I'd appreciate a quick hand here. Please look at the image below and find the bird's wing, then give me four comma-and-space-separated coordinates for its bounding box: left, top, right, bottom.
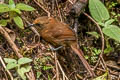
52, 23, 76, 41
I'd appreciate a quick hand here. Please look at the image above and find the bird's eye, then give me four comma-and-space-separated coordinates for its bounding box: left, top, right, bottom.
35, 23, 41, 26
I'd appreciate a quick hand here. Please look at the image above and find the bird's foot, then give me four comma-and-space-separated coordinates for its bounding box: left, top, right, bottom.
50, 46, 63, 51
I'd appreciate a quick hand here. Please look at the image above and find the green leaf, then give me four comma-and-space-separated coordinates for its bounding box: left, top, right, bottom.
17, 66, 31, 80
17, 68, 26, 80
0, 19, 8, 26
4, 58, 17, 63
16, 3, 35, 11
103, 25, 120, 42
18, 57, 32, 65
93, 48, 101, 55
9, 0, 15, 9
86, 31, 100, 39
23, 66, 31, 72
13, 15, 24, 29
89, 0, 110, 22
11, 8, 22, 14
98, 22, 105, 27
37, 72, 42, 78
104, 46, 113, 54
105, 19, 115, 27
0, 4, 10, 13
6, 62, 18, 69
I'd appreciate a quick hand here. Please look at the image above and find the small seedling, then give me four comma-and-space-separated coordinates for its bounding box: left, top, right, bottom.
4, 57, 32, 80
0, 0, 35, 29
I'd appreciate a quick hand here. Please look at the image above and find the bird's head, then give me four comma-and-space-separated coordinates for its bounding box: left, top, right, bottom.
27, 16, 51, 28
33, 16, 49, 25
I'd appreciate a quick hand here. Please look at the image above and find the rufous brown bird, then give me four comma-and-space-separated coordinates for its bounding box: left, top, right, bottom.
29, 16, 95, 77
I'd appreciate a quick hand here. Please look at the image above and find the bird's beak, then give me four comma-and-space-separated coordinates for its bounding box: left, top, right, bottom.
28, 24, 35, 27
25, 23, 36, 29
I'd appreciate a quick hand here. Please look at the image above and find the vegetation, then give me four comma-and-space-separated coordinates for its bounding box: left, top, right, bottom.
0, 0, 120, 80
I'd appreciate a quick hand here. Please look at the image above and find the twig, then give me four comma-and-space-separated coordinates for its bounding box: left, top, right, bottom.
33, 0, 50, 17
83, 12, 106, 70
55, 0, 63, 22
95, 67, 118, 76
0, 26, 22, 58
0, 55, 13, 80
57, 60, 69, 80
68, 0, 74, 4
48, 44, 59, 80
118, 72, 120, 80
100, 59, 105, 70
55, 52, 60, 80
68, 71, 77, 78
52, 74, 56, 80
3, 69, 8, 80
50, 44, 69, 80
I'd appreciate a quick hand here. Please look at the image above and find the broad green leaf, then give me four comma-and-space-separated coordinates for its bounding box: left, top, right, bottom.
89, 0, 110, 22
6, 62, 18, 69
13, 15, 24, 29
23, 66, 31, 72
17, 68, 26, 80
105, 19, 115, 27
37, 72, 42, 78
98, 22, 105, 27
104, 46, 113, 54
104, 39, 113, 54
17, 66, 31, 80
0, 19, 8, 26
93, 72, 107, 80
103, 25, 120, 42
0, 4, 10, 13
18, 57, 32, 65
16, 3, 35, 11
11, 8, 21, 14
9, 0, 15, 9
86, 31, 100, 39
4, 58, 17, 63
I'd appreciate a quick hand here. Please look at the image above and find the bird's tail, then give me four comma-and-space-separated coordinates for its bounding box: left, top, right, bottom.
70, 43, 95, 77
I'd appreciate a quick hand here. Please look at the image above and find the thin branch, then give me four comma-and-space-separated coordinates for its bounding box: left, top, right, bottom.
0, 56, 13, 80
95, 67, 118, 76
57, 60, 69, 80
68, 0, 74, 4
55, 52, 60, 80
33, 0, 50, 17
50, 44, 69, 80
55, 0, 63, 22
0, 26, 22, 58
83, 12, 106, 69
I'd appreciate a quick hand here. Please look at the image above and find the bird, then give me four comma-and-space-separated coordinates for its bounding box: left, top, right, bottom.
28, 16, 95, 77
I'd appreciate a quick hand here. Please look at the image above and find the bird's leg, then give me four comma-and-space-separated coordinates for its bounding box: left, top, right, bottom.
74, 18, 78, 33
49, 45, 63, 51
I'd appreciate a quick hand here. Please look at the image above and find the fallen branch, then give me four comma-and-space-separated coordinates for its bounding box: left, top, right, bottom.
0, 55, 13, 80
0, 26, 22, 58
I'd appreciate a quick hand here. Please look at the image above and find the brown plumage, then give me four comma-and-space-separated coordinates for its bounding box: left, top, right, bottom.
30, 16, 95, 77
